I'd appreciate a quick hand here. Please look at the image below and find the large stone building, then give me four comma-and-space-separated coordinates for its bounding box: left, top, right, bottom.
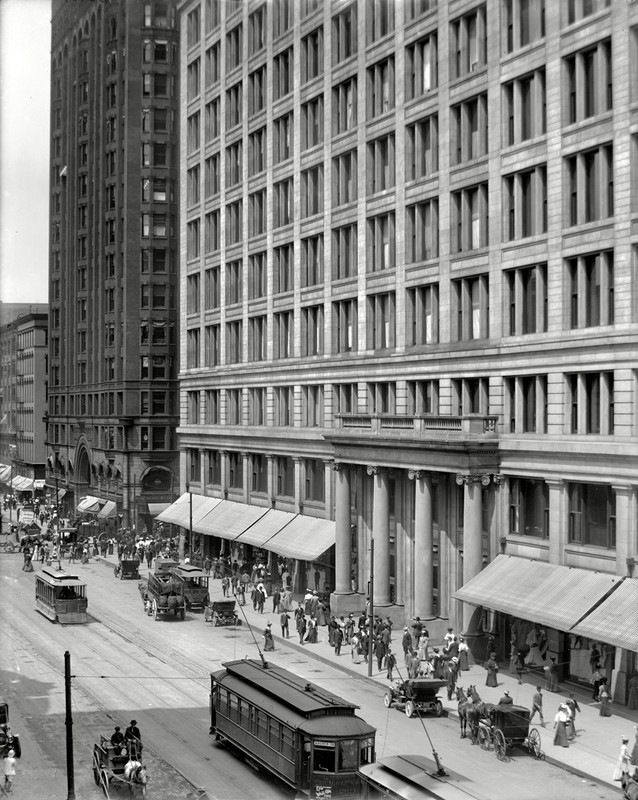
47, 0, 181, 528
175, 0, 637, 701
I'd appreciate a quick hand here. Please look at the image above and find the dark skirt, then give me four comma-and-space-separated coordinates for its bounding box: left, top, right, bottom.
553, 721, 569, 747
459, 650, 469, 671
599, 697, 612, 717
485, 668, 498, 687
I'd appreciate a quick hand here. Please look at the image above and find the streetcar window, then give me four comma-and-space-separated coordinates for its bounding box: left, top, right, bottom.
313, 745, 336, 773
229, 694, 239, 723
281, 725, 295, 760
338, 739, 358, 771
360, 737, 374, 766
239, 699, 250, 727
268, 718, 281, 747
256, 709, 268, 741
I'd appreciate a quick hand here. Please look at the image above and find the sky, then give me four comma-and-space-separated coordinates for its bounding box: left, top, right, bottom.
0, 0, 51, 305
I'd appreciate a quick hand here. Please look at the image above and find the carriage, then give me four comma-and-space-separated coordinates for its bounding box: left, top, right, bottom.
144, 571, 185, 620
0, 699, 21, 760
204, 598, 240, 626
383, 678, 447, 718
114, 557, 140, 580
169, 563, 209, 611
92, 735, 147, 798
476, 705, 542, 761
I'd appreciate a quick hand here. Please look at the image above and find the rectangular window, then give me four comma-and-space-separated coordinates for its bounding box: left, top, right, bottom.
505, 263, 548, 335
274, 311, 294, 358
187, 273, 200, 313
249, 66, 267, 117
406, 379, 439, 414
452, 274, 489, 341
405, 114, 438, 180
187, 59, 200, 101
273, 179, 293, 227
504, 164, 547, 240
274, 388, 294, 427
505, 375, 547, 433
205, 154, 220, 197
249, 252, 267, 299
451, 93, 488, 165
564, 39, 611, 124
367, 212, 395, 271
301, 234, 323, 287
226, 320, 243, 363
332, 298, 358, 353
367, 381, 396, 414
226, 141, 242, 187
274, 243, 294, 293
273, 48, 294, 100
226, 24, 243, 71
332, 150, 357, 206
205, 42, 220, 86
566, 144, 613, 226
509, 478, 549, 538
333, 383, 357, 415
205, 324, 220, 366
187, 220, 200, 259
205, 98, 220, 141
450, 5, 486, 80
249, 315, 268, 361
304, 458, 325, 500
249, 6, 267, 55
301, 165, 323, 218
451, 183, 489, 252
568, 483, 615, 548
187, 328, 200, 368
301, 304, 324, 356
273, 113, 293, 164
406, 200, 439, 262
503, 69, 546, 147
226, 389, 243, 425
205, 390, 220, 424
567, 251, 614, 329
302, 27, 323, 84
226, 200, 243, 245
249, 390, 267, 427
228, 452, 244, 488
251, 454, 268, 493
332, 223, 357, 280
207, 448, 222, 482
406, 283, 439, 346
187, 112, 200, 154
205, 266, 220, 309
276, 455, 295, 494
226, 259, 243, 305
366, 134, 395, 195
273, 0, 293, 38
503, 0, 545, 54
301, 95, 324, 150
187, 166, 200, 206
205, 210, 220, 253
367, 57, 395, 119
249, 190, 267, 237
332, 77, 357, 136
332, 5, 357, 65
405, 33, 438, 100
367, 292, 396, 350
367, 0, 394, 43
226, 82, 242, 129
187, 390, 200, 424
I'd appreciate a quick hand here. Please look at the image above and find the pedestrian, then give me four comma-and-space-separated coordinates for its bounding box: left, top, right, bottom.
375, 636, 386, 671
221, 576, 230, 597
280, 611, 290, 638
631, 726, 638, 767
485, 653, 499, 687
544, 656, 559, 692
401, 627, 412, 658
306, 616, 318, 644
3, 747, 16, 793
529, 686, 545, 726
272, 587, 281, 614
565, 693, 581, 738
385, 648, 396, 680
591, 665, 605, 700
314, 568, 320, 591
334, 625, 343, 656
613, 737, 632, 781
497, 689, 513, 705
553, 704, 569, 748
263, 625, 275, 652
203, 557, 212, 575
297, 613, 307, 645
458, 636, 470, 671
598, 679, 612, 716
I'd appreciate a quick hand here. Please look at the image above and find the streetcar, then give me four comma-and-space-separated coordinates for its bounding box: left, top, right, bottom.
359, 755, 480, 800
210, 658, 376, 799
35, 566, 88, 623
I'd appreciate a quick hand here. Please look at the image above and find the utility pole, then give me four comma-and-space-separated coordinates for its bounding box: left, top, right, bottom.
367, 536, 374, 679
64, 651, 76, 800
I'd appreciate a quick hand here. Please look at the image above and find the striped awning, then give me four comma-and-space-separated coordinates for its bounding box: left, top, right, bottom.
97, 500, 117, 519
452, 555, 623, 632
156, 492, 219, 529
148, 502, 170, 517
234, 509, 296, 547
0, 465, 12, 483
569, 578, 638, 653
11, 476, 33, 491
264, 515, 335, 560
77, 495, 102, 513
197, 500, 268, 540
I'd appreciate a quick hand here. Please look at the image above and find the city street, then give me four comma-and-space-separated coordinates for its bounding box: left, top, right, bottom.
0, 550, 616, 800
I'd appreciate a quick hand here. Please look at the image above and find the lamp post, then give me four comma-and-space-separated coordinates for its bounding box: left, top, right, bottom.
367, 535, 374, 679
185, 481, 193, 562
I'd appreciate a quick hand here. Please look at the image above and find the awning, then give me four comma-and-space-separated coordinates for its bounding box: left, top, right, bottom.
156, 492, 219, 528
452, 555, 623, 632
12, 476, 34, 491
77, 495, 102, 513
97, 500, 117, 519
33, 479, 46, 490
264, 515, 335, 560
569, 578, 638, 653
235, 509, 296, 548
148, 502, 170, 517
0, 465, 12, 483
197, 500, 268, 540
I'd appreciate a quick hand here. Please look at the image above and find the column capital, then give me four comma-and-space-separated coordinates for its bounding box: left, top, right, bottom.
408, 469, 427, 481
331, 461, 348, 472
455, 473, 501, 487
366, 465, 389, 476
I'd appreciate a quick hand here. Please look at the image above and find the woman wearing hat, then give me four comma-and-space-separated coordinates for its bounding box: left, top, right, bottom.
553, 704, 570, 747
3, 747, 16, 793
613, 736, 632, 780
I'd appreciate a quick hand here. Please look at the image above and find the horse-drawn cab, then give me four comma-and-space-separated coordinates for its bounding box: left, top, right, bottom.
383, 678, 446, 718
92, 735, 148, 798
477, 704, 542, 761
0, 699, 21, 760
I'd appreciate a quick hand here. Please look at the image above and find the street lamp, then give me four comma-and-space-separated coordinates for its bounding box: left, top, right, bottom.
367, 535, 374, 679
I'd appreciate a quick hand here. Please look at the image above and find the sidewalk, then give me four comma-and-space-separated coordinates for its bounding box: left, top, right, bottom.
101, 554, 634, 793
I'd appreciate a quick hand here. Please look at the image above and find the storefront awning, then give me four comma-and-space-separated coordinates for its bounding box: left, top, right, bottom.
452, 555, 623, 632
569, 578, 638, 653
264, 515, 335, 561
148, 502, 170, 517
156, 492, 218, 529
234, 509, 296, 548
197, 500, 269, 540
77, 495, 102, 513
33, 479, 46, 490
12, 476, 34, 491
97, 500, 117, 519
0, 465, 12, 483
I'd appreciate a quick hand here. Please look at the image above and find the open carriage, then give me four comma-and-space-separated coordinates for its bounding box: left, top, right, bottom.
92, 735, 148, 798
477, 705, 542, 761
383, 678, 447, 718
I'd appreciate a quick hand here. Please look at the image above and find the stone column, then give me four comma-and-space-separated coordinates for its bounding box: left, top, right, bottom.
332, 462, 352, 595
367, 465, 390, 606
410, 469, 433, 618
613, 484, 635, 576
547, 479, 566, 565
462, 475, 484, 634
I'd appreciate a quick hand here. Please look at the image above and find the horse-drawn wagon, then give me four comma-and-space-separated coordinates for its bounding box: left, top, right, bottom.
383, 678, 446, 718
169, 563, 209, 611
92, 735, 148, 798
144, 570, 185, 620
114, 557, 140, 580
0, 698, 21, 760
204, 599, 240, 626
476, 704, 542, 761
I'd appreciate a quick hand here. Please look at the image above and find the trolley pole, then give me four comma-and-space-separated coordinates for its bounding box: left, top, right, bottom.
367, 536, 374, 679
64, 650, 76, 800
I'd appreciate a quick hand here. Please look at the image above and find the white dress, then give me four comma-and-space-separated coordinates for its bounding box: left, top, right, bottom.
525, 628, 545, 666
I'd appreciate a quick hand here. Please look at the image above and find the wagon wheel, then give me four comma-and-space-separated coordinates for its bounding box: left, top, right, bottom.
494, 729, 507, 761
434, 699, 443, 717
477, 726, 491, 750
99, 767, 111, 798
92, 746, 102, 785
383, 692, 393, 708
527, 727, 542, 759
4, 542, 15, 553
405, 700, 416, 718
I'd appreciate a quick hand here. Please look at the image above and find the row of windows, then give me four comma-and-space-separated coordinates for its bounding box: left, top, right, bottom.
183, 370, 619, 436
49, 389, 175, 419
186, 250, 614, 340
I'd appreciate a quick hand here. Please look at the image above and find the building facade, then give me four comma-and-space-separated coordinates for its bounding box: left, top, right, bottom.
48, 0, 181, 528
177, 0, 638, 701
0, 311, 49, 494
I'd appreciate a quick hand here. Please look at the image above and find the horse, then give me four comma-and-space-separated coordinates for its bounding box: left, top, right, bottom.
124, 760, 148, 796
455, 686, 480, 741
468, 685, 496, 723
